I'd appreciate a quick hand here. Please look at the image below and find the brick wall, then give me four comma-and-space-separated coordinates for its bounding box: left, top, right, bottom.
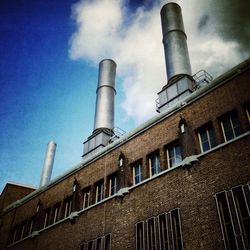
0, 65, 249, 250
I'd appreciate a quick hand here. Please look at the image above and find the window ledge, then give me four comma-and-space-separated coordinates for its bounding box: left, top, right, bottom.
197, 131, 250, 159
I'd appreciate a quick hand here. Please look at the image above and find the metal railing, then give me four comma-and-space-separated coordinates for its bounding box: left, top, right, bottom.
106, 127, 126, 143
155, 70, 213, 111
193, 69, 213, 89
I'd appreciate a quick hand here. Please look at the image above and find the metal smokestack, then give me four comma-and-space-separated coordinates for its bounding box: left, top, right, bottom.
83, 59, 117, 158
161, 3, 192, 82
94, 59, 116, 132
39, 141, 56, 187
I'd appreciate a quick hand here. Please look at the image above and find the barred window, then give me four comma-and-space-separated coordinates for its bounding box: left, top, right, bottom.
80, 234, 111, 250
147, 217, 157, 250
231, 186, 250, 249
96, 237, 102, 250
215, 183, 250, 250
135, 209, 183, 250
171, 209, 183, 250
87, 240, 94, 250
136, 221, 145, 250
158, 213, 170, 250
104, 234, 111, 250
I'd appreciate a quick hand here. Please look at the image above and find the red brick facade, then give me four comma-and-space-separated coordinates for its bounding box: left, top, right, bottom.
0, 59, 250, 250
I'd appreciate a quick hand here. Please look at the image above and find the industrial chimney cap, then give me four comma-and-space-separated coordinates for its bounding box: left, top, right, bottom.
160, 2, 185, 38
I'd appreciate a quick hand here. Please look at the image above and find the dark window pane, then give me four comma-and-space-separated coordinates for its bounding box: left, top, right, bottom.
171, 209, 183, 250
136, 222, 144, 250
104, 234, 111, 250
158, 214, 169, 250
216, 192, 237, 249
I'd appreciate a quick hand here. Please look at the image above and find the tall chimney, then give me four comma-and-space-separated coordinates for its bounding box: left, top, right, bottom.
39, 141, 56, 187
94, 59, 116, 132
83, 59, 117, 158
157, 3, 194, 113
161, 2, 192, 82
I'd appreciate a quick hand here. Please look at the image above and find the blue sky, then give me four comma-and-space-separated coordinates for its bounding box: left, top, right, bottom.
0, 0, 147, 191
0, 0, 249, 192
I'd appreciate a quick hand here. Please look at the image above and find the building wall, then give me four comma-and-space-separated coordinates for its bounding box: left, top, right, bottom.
0, 184, 35, 213
0, 63, 249, 250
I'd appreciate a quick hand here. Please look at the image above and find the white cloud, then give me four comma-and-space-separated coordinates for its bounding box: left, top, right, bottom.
69, 0, 248, 124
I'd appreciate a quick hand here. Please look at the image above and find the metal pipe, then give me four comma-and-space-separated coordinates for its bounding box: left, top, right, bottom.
161, 3, 192, 82
93, 59, 116, 132
39, 141, 57, 187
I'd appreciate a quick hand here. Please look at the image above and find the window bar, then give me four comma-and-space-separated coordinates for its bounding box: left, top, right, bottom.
165, 213, 171, 250
169, 211, 175, 250
198, 132, 203, 153
107, 233, 112, 250
146, 220, 149, 250
166, 150, 170, 169
206, 129, 212, 150
157, 216, 161, 250
243, 185, 250, 217
230, 187, 246, 250
153, 217, 157, 250
95, 237, 102, 250
177, 208, 184, 250
29, 219, 33, 235
109, 178, 112, 196
215, 191, 239, 250
221, 121, 227, 142
136, 221, 145, 250
96, 186, 98, 203
231, 185, 250, 250
135, 223, 138, 250
103, 234, 112, 250
64, 202, 68, 218
229, 118, 236, 138
157, 213, 170, 250
133, 166, 135, 185
215, 193, 228, 249
69, 200, 72, 215
149, 158, 153, 177
226, 190, 240, 250
20, 223, 25, 239
12, 228, 17, 243
101, 236, 105, 250
144, 221, 146, 250
169, 209, 183, 250
44, 212, 48, 228
53, 206, 59, 224
246, 108, 250, 123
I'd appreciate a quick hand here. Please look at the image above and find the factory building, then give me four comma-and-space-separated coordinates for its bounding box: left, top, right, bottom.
0, 3, 250, 250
